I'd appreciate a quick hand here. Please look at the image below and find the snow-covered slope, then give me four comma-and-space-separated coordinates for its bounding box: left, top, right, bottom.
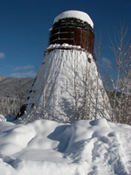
0, 75, 6, 82
0, 75, 34, 116
0, 75, 33, 97
22, 44, 111, 123
0, 118, 131, 175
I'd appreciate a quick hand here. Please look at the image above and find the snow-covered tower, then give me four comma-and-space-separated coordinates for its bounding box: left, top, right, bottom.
49, 11, 94, 54
17, 10, 111, 123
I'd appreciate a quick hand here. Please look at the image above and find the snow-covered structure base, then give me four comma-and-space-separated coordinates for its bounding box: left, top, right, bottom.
19, 44, 111, 123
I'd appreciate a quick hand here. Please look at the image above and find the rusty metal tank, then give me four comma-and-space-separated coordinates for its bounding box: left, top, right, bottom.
49, 11, 94, 54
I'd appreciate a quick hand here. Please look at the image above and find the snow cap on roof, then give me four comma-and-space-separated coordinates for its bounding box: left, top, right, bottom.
53, 10, 94, 28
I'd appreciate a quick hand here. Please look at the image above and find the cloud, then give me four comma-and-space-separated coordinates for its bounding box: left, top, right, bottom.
11, 64, 36, 78
13, 65, 34, 71
102, 57, 112, 68
0, 52, 5, 59
11, 71, 36, 78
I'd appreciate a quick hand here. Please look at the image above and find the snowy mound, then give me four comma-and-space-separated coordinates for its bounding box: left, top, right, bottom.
0, 114, 6, 122
0, 118, 131, 175
53, 10, 94, 28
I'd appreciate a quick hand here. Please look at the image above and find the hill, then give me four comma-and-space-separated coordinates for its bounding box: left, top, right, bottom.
0, 75, 34, 116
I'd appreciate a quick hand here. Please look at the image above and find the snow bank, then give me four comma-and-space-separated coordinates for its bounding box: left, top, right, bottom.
0, 114, 6, 122
53, 10, 94, 28
0, 118, 131, 175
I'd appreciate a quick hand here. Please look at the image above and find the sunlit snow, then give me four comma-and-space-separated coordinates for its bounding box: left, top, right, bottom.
0, 118, 131, 175
23, 46, 111, 123
53, 10, 94, 28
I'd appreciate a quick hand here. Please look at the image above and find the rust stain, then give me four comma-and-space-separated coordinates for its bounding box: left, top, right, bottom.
49, 18, 94, 54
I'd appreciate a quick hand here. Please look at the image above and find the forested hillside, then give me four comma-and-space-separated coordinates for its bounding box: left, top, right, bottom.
0, 75, 34, 116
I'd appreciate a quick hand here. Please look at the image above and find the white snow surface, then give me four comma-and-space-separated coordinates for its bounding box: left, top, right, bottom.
47, 43, 82, 50
0, 118, 131, 175
0, 114, 6, 122
53, 10, 94, 28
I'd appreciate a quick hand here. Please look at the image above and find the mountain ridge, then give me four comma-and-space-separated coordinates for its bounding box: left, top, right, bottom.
0, 75, 34, 116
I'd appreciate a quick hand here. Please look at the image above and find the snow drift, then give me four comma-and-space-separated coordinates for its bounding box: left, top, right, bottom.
0, 118, 131, 175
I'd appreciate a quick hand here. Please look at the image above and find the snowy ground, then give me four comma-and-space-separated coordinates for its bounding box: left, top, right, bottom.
0, 116, 131, 175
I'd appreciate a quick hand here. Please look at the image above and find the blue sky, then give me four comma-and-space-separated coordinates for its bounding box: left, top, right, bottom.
0, 0, 131, 77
